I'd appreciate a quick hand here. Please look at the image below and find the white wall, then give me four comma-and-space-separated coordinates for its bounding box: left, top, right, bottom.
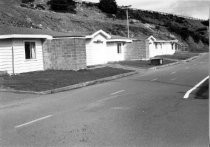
149, 41, 176, 58
106, 43, 125, 62
86, 34, 108, 66
12, 39, 44, 74
86, 33, 129, 66
0, 39, 13, 74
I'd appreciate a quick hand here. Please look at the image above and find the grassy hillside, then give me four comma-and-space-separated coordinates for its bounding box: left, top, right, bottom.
0, 0, 208, 52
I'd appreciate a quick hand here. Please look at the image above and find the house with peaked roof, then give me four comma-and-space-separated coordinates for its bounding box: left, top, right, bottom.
147, 36, 178, 58
85, 30, 132, 66
124, 35, 179, 60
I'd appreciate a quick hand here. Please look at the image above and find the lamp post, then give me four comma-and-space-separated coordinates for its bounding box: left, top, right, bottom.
122, 5, 132, 38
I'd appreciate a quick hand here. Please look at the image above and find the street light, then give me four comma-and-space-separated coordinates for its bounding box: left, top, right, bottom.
122, 5, 132, 38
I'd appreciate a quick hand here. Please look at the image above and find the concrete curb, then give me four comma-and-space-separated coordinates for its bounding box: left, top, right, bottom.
0, 71, 137, 95
149, 61, 180, 70
150, 54, 202, 70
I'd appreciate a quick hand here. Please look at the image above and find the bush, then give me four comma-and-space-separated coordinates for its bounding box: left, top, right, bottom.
98, 0, 118, 14
48, 0, 76, 12
22, 0, 34, 3
201, 20, 209, 26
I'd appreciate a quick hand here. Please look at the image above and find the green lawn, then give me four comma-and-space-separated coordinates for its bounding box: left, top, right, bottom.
115, 59, 174, 68
195, 79, 209, 99
156, 52, 199, 60
0, 67, 132, 92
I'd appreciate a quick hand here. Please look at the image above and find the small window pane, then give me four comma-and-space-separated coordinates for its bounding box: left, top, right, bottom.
117, 44, 122, 54
25, 42, 36, 59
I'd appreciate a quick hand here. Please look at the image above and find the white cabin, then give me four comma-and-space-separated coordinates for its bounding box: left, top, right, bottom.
85, 30, 132, 66
147, 36, 178, 58
0, 34, 52, 74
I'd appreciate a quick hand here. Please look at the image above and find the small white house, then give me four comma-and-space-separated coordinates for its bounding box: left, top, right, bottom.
147, 36, 178, 58
85, 30, 132, 66
0, 30, 52, 74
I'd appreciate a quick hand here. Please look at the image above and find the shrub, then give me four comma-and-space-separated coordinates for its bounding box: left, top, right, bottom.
201, 20, 209, 26
98, 0, 118, 14
48, 0, 76, 12
22, 0, 34, 3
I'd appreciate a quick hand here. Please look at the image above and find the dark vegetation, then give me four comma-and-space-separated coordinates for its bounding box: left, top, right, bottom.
116, 8, 209, 45
98, 0, 118, 14
47, 0, 76, 13
201, 20, 209, 26
22, 0, 34, 3
1, 67, 132, 91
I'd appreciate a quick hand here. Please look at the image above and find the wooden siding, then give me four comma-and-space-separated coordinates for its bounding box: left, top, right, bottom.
12, 39, 44, 74
0, 39, 13, 73
86, 34, 107, 66
149, 41, 175, 58
106, 43, 125, 62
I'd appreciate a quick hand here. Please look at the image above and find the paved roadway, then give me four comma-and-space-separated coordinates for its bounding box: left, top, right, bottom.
0, 53, 209, 147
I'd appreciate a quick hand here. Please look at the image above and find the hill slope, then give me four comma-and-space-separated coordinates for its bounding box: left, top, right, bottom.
0, 0, 208, 51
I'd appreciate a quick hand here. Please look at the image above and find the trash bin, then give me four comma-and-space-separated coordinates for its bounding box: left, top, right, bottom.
150, 58, 163, 65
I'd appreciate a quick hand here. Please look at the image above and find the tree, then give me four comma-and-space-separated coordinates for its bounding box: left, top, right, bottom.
98, 0, 118, 14
201, 20, 209, 26
22, 0, 34, 3
48, 0, 76, 12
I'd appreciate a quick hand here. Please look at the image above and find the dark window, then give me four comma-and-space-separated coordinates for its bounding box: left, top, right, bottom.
25, 42, 36, 59
171, 43, 174, 50
117, 43, 122, 54
155, 43, 158, 49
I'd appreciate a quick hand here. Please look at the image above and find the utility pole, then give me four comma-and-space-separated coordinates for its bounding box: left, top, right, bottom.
122, 5, 132, 38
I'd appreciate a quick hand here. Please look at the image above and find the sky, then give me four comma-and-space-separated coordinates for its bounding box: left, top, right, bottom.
84, 0, 210, 19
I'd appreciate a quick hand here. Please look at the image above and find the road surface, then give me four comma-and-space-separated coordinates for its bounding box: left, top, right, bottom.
0, 53, 209, 147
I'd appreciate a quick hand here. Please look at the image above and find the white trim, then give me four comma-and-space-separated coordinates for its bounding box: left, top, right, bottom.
85, 30, 111, 39
0, 34, 53, 40
147, 36, 178, 43
106, 39, 132, 43
53, 36, 85, 39
147, 36, 157, 41
154, 40, 178, 43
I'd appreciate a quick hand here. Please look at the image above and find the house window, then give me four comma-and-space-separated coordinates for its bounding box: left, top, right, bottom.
25, 42, 36, 59
155, 43, 158, 49
117, 43, 122, 54
171, 43, 174, 50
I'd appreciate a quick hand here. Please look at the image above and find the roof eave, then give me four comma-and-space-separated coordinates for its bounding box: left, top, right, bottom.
107, 39, 132, 43
0, 34, 53, 40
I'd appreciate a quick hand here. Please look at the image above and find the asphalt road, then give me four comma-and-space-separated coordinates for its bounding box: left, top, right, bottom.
0, 53, 209, 147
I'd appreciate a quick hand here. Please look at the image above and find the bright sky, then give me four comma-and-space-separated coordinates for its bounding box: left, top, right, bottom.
84, 0, 210, 19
